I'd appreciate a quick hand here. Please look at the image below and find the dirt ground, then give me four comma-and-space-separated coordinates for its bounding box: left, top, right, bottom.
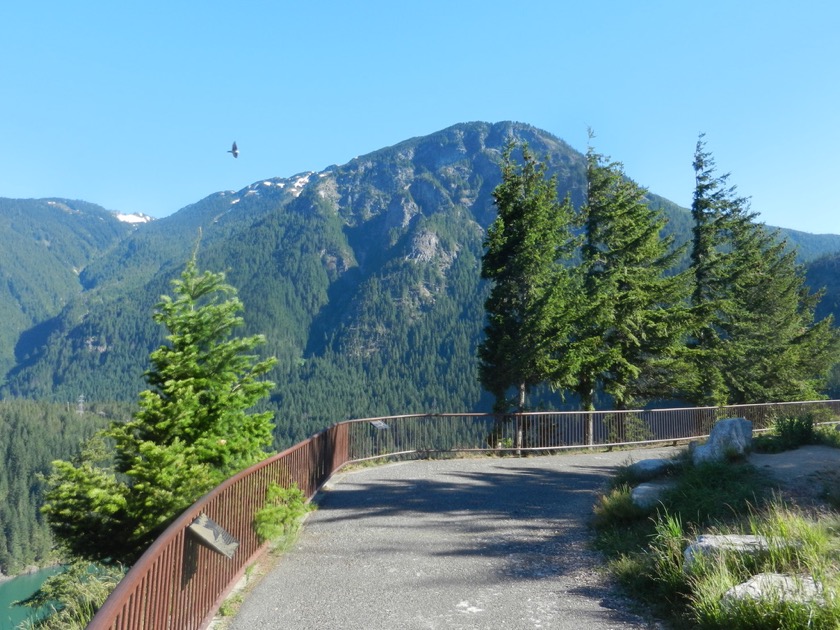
748, 445, 840, 509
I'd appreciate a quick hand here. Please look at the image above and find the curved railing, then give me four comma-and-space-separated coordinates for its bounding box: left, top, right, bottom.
86, 400, 840, 629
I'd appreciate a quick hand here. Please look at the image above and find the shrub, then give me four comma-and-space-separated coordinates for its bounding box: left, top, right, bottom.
254, 483, 312, 544
774, 414, 816, 449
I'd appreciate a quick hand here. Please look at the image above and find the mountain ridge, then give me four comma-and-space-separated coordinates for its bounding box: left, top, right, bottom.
2, 121, 839, 445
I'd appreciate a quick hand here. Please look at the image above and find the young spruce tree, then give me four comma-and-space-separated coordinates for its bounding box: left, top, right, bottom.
42, 256, 277, 564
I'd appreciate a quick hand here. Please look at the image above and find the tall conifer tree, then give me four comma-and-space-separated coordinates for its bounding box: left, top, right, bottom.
573, 140, 689, 412
479, 143, 580, 412
687, 135, 838, 404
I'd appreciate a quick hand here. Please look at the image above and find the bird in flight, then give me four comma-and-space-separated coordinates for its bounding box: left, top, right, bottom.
228, 141, 239, 158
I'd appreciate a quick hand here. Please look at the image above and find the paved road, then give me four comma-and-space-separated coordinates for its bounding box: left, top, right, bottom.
228, 447, 678, 630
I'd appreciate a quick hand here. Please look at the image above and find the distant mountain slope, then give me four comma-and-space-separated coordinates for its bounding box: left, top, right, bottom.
806, 252, 840, 323
0, 198, 135, 375
2, 122, 839, 447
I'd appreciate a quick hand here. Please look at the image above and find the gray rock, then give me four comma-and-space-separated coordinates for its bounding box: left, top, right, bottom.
722, 572, 824, 606
692, 417, 753, 465
631, 481, 675, 509
628, 458, 675, 481
683, 534, 770, 572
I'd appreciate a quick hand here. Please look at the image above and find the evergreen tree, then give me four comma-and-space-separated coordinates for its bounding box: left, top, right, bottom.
723, 222, 838, 402
41, 256, 276, 564
687, 136, 838, 404
478, 143, 581, 412
573, 140, 689, 411
685, 136, 754, 404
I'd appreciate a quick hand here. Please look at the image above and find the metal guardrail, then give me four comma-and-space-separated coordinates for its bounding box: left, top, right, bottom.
86, 400, 840, 629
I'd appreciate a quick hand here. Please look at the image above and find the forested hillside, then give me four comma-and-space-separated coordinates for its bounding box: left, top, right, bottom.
0, 400, 117, 576
0, 199, 134, 377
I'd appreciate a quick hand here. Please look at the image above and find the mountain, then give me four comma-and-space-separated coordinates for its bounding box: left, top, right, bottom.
806, 252, 840, 323
2, 122, 840, 447
0, 199, 137, 377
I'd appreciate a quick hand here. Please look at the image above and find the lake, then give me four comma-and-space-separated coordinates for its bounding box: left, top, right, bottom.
0, 567, 61, 629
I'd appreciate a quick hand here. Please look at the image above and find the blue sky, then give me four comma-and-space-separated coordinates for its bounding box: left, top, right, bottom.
2, 1, 838, 234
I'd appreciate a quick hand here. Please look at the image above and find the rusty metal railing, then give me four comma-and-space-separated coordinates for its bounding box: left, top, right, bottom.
87, 423, 349, 630
86, 400, 840, 629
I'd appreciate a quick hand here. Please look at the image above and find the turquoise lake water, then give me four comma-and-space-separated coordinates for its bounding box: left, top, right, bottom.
0, 567, 61, 629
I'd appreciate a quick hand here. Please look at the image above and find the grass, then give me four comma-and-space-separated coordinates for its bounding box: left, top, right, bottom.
592, 412, 840, 628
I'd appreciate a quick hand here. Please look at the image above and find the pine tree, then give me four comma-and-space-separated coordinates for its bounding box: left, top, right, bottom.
478, 143, 581, 412
573, 140, 689, 412
42, 256, 276, 563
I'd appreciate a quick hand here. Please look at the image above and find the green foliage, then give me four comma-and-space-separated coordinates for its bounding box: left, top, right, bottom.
595, 453, 840, 628
217, 593, 244, 617
0, 198, 133, 377
479, 142, 582, 412
39, 435, 130, 562
687, 504, 840, 629
754, 413, 817, 453
592, 483, 646, 529
0, 400, 114, 576
649, 511, 692, 598
574, 139, 690, 410
41, 257, 277, 564
661, 461, 770, 527
685, 136, 840, 406
603, 413, 654, 443
253, 483, 312, 544
15, 561, 125, 630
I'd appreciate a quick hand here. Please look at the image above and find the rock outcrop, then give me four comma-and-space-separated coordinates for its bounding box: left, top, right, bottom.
692, 418, 752, 465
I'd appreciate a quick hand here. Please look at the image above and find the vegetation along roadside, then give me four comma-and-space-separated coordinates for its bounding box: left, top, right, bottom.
592, 411, 840, 628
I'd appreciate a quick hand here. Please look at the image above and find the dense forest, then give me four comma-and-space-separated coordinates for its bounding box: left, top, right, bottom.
2, 121, 840, 577
0, 400, 119, 576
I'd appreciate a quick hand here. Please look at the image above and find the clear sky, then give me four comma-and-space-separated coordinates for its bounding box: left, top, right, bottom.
2, 1, 838, 234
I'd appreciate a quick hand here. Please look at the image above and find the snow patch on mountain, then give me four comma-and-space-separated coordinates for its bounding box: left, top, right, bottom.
291, 173, 313, 197
115, 212, 154, 224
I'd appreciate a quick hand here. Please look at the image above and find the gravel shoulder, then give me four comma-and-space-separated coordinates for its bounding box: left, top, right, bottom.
225, 447, 679, 630
748, 444, 840, 508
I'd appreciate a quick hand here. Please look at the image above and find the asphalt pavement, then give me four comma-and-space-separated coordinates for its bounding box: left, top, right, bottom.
227, 447, 678, 630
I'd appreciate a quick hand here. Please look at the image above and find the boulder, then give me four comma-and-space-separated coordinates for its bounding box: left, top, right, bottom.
692, 417, 753, 465
631, 480, 675, 509
683, 534, 770, 572
628, 458, 676, 481
722, 572, 824, 606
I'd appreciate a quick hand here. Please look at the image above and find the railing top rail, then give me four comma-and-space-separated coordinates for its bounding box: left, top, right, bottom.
338, 400, 836, 424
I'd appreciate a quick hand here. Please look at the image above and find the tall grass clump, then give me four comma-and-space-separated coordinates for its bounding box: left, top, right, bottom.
659, 460, 770, 527
754, 411, 822, 453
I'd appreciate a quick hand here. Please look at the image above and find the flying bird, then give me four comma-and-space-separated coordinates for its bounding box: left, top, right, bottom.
228, 141, 239, 158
